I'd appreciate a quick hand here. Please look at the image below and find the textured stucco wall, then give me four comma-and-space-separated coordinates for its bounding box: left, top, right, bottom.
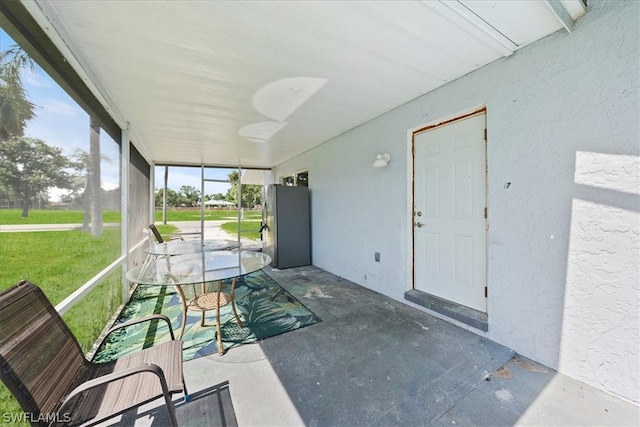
274, 116, 410, 301
274, 0, 639, 402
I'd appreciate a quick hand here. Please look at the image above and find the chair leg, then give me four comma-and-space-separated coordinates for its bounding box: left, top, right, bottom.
163, 392, 179, 427
200, 281, 207, 327
183, 375, 190, 402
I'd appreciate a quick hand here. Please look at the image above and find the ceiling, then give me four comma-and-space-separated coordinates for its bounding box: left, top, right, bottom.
24, 0, 585, 169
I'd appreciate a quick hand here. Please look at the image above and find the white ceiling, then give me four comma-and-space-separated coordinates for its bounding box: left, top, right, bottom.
25, 0, 585, 169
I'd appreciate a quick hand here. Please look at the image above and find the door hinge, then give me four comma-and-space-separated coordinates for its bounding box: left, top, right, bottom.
484, 128, 487, 141
484, 286, 488, 298
484, 207, 487, 219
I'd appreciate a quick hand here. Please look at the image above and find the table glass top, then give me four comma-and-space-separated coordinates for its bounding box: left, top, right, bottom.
145, 239, 241, 256
127, 249, 272, 286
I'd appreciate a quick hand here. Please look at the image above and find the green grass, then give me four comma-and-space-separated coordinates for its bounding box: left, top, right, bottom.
0, 229, 121, 299
153, 209, 262, 222
0, 229, 123, 422
0, 208, 261, 224
153, 224, 179, 238
221, 220, 262, 240
63, 270, 123, 354
0, 209, 121, 225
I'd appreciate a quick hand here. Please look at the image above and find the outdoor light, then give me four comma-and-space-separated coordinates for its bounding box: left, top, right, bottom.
373, 152, 391, 168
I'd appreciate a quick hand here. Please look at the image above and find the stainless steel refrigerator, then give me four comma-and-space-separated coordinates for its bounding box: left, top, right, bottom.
262, 184, 310, 268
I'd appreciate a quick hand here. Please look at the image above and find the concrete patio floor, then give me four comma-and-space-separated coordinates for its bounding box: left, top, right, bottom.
103, 263, 639, 426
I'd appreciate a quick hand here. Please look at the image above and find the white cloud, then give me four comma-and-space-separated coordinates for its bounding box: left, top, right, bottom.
47, 182, 120, 202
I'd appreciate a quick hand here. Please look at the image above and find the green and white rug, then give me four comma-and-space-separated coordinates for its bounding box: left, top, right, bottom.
93, 270, 320, 362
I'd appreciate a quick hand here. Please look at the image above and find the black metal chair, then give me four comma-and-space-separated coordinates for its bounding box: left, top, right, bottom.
149, 223, 184, 243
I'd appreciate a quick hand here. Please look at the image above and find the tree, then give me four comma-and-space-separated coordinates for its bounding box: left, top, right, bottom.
0, 137, 72, 217
155, 188, 180, 207
69, 139, 111, 234
178, 185, 200, 207
0, 45, 37, 141
68, 149, 91, 217
226, 171, 262, 208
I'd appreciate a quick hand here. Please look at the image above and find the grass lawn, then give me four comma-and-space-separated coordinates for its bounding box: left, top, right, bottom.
0, 229, 121, 298
0, 209, 121, 224
154, 209, 262, 222
0, 208, 262, 224
222, 220, 262, 240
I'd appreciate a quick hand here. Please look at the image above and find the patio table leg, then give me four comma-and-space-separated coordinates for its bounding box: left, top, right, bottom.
216, 279, 223, 355
175, 286, 188, 340
200, 282, 207, 327
230, 277, 244, 328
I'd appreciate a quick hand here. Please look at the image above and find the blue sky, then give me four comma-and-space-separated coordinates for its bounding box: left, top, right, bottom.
1, 29, 231, 199
156, 166, 233, 196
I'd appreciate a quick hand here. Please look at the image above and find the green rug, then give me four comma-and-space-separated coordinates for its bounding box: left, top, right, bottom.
93, 270, 320, 362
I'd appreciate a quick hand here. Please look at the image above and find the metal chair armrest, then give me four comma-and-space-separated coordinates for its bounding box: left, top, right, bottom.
58, 363, 178, 427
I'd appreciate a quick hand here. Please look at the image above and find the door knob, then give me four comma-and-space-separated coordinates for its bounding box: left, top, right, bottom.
415, 222, 424, 228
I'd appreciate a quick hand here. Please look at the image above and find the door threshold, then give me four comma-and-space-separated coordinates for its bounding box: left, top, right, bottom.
405, 289, 488, 332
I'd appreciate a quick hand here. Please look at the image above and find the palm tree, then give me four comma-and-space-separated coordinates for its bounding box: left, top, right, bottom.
0, 45, 37, 141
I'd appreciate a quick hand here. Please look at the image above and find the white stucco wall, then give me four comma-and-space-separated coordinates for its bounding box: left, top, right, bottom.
274, 0, 639, 403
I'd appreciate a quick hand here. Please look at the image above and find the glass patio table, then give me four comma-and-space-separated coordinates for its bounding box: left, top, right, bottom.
126, 249, 272, 355
145, 239, 241, 256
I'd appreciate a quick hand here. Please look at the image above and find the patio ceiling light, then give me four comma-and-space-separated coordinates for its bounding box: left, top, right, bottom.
239, 121, 288, 143
252, 77, 328, 121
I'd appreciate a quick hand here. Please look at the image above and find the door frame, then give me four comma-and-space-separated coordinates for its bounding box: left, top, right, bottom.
406, 105, 488, 302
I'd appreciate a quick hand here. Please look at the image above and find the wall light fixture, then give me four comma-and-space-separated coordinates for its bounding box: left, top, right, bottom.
373, 152, 391, 168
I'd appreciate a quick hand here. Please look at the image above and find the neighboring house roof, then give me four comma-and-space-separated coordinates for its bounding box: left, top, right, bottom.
203, 200, 235, 206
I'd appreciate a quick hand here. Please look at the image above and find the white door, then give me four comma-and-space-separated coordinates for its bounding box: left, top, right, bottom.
413, 113, 487, 312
